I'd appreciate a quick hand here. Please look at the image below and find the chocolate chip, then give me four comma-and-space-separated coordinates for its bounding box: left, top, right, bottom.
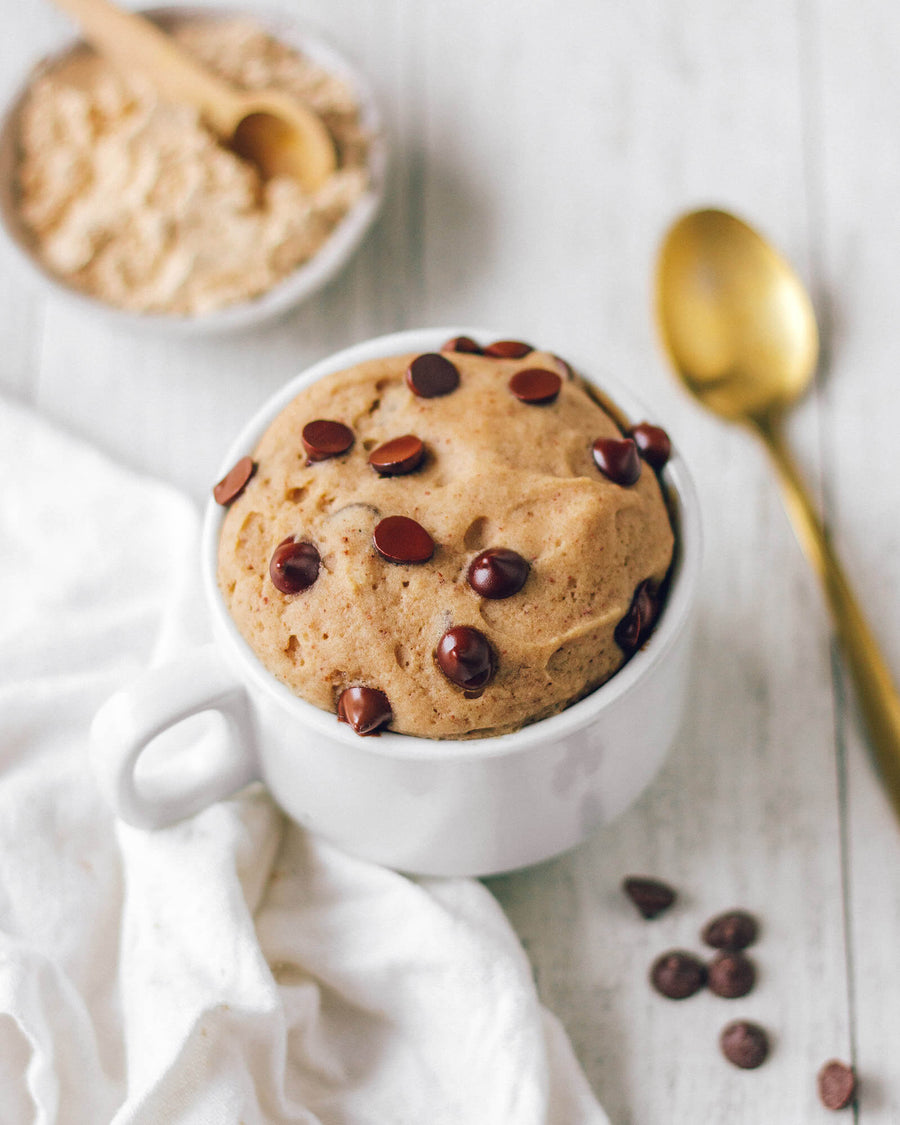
467, 548, 529, 599
509, 368, 562, 405
615, 580, 659, 654
269, 538, 320, 594
818, 1060, 857, 1110
302, 420, 354, 462
631, 422, 672, 471
441, 335, 482, 354
483, 340, 533, 359
622, 876, 677, 920
213, 456, 255, 506
702, 910, 759, 950
708, 951, 756, 998
337, 686, 392, 735
720, 1020, 769, 1069
592, 437, 642, 485
368, 434, 425, 476
436, 626, 495, 690
550, 354, 575, 381
406, 353, 460, 398
650, 951, 707, 1000
373, 516, 435, 563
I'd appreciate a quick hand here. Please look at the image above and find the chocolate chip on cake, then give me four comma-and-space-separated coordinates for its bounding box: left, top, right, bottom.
702, 910, 759, 951
302, 419, 354, 462
592, 437, 642, 486
467, 548, 529, 599
406, 353, 460, 398
631, 422, 672, 471
650, 951, 707, 999
615, 580, 658, 654
373, 516, 435, 563
483, 339, 533, 358
337, 686, 392, 735
441, 335, 483, 354
509, 368, 562, 405
622, 876, 677, 920
213, 455, 255, 506
269, 539, 320, 594
817, 1060, 857, 1110
368, 434, 425, 476
720, 1020, 769, 1069
708, 951, 756, 998
436, 626, 495, 691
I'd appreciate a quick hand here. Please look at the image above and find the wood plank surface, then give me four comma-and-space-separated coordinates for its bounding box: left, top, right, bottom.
1, 1, 898, 1121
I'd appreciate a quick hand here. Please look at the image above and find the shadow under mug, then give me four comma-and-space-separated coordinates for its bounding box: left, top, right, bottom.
90, 328, 702, 876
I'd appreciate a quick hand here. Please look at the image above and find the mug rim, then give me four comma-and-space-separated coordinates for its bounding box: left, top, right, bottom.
201, 326, 702, 761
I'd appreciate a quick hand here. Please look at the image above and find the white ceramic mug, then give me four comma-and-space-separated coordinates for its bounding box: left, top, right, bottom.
90, 328, 702, 876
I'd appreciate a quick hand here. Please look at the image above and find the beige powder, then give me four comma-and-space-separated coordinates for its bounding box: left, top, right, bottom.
16, 18, 369, 315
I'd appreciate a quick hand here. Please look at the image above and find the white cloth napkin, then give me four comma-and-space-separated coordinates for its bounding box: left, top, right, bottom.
0, 395, 608, 1125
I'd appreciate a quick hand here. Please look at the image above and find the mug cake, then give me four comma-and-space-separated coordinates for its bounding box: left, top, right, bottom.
215, 337, 675, 738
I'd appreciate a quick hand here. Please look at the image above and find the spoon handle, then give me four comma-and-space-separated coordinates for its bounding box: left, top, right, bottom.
759, 417, 900, 818
50, 0, 240, 135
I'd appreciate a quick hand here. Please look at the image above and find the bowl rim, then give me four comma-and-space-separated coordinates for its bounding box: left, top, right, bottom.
0, 4, 388, 335
201, 326, 703, 761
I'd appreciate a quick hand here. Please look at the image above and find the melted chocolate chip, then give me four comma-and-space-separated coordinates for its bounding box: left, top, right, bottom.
302, 420, 354, 462
373, 516, 435, 563
509, 368, 562, 405
592, 436, 642, 485
615, 580, 659, 654
708, 951, 756, 998
702, 910, 759, 951
213, 456, 255, 505
406, 353, 460, 398
467, 547, 530, 599
720, 1021, 770, 1069
368, 434, 425, 476
631, 422, 672, 471
818, 1060, 857, 1110
337, 686, 392, 735
269, 538, 320, 594
436, 626, 495, 690
650, 950, 707, 1000
623, 876, 677, 920
441, 335, 483, 354
483, 340, 533, 359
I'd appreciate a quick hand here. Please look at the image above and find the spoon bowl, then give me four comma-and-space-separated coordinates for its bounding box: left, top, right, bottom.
655, 206, 900, 823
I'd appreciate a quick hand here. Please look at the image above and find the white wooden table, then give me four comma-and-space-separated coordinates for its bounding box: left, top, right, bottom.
2, 1, 899, 1121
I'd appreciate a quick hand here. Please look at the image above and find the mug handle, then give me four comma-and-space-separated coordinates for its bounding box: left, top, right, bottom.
90, 643, 260, 829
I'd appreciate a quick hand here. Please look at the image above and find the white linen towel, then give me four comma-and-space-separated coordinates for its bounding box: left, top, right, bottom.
0, 395, 608, 1125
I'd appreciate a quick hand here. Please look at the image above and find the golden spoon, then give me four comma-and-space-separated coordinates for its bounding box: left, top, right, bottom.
50, 0, 336, 191
655, 207, 900, 820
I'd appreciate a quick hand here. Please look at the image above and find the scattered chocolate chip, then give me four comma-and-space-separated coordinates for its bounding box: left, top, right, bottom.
467, 547, 529, 599
708, 951, 756, 998
436, 626, 495, 690
483, 340, 533, 359
269, 538, 320, 594
650, 951, 707, 1000
509, 367, 562, 405
441, 335, 482, 354
818, 1060, 857, 1110
614, 580, 659, 654
720, 1020, 769, 1069
622, 876, 677, 920
337, 686, 392, 735
406, 353, 460, 398
631, 422, 672, 471
302, 419, 354, 462
373, 515, 435, 563
213, 455, 255, 506
368, 434, 425, 476
592, 436, 642, 486
550, 354, 575, 381
702, 910, 759, 951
